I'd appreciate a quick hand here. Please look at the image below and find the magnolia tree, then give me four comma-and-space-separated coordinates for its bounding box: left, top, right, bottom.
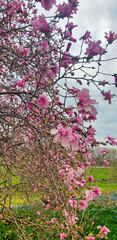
0, 0, 117, 239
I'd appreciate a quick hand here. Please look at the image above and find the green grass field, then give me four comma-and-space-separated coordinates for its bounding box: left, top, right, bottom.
86, 166, 117, 193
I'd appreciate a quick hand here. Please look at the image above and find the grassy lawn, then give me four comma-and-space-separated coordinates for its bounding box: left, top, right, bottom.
86, 166, 117, 193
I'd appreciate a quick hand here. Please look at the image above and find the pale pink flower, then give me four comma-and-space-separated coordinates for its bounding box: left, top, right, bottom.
68, 199, 77, 208
51, 124, 72, 149
78, 200, 87, 210
36, 94, 49, 108
69, 132, 79, 151
76, 88, 98, 118
46, 204, 50, 211
37, 211, 40, 215
97, 226, 110, 239
88, 237, 95, 240
85, 189, 94, 202
60, 233, 67, 240
50, 217, 56, 223
105, 31, 117, 44
31, 15, 49, 32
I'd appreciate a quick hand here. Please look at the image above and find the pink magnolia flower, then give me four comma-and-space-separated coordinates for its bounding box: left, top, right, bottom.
105, 31, 117, 44
88, 237, 95, 240
88, 175, 94, 182
85, 40, 105, 57
39, 0, 56, 11
104, 160, 109, 166
85, 189, 94, 202
60, 233, 67, 240
31, 15, 49, 32
51, 124, 72, 149
79, 31, 91, 42
91, 186, 101, 197
36, 94, 49, 108
97, 226, 110, 239
76, 88, 98, 118
103, 90, 113, 104
57, 3, 73, 18
37, 211, 40, 215
78, 200, 87, 210
50, 217, 56, 223
68, 199, 77, 208
106, 136, 117, 145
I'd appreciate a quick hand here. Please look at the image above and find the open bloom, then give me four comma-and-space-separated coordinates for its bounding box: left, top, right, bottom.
76, 88, 98, 119
106, 136, 117, 145
36, 94, 49, 108
97, 226, 110, 239
60, 233, 67, 240
31, 15, 49, 32
85, 40, 105, 57
79, 31, 91, 42
78, 200, 87, 210
103, 90, 113, 104
39, 0, 56, 11
51, 124, 72, 149
105, 31, 117, 44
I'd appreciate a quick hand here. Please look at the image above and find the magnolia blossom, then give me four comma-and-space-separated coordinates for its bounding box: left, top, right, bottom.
60, 233, 67, 240
105, 31, 117, 44
91, 186, 101, 197
39, 0, 56, 11
79, 31, 91, 42
85, 40, 105, 57
106, 136, 117, 145
103, 90, 113, 104
78, 200, 88, 210
57, 3, 73, 18
37, 94, 49, 108
50, 217, 56, 223
76, 88, 98, 119
51, 124, 72, 148
31, 15, 49, 32
97, 226, 110, 239
104, 160, 109, 166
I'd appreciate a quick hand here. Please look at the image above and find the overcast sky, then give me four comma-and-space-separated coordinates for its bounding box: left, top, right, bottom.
38, 0, 117, 146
